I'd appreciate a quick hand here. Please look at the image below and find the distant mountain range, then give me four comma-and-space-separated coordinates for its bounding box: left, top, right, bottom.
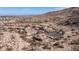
0, 7, 79, 27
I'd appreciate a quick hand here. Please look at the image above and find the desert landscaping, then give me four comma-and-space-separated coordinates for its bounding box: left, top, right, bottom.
0, 7, 79, 51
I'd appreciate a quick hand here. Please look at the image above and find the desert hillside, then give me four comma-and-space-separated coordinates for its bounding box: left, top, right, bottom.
0, 7, 79, 51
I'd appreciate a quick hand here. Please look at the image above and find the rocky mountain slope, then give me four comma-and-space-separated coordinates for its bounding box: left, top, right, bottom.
0, 7, 79, 51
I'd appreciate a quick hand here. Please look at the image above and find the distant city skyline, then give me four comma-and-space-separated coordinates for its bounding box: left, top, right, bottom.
0, 7, 65, 16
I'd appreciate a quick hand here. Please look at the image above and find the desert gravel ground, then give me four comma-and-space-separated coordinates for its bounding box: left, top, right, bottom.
0, 7, 79, 51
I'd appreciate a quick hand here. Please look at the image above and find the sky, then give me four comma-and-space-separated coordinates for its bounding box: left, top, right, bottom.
0, 7, 65, 16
